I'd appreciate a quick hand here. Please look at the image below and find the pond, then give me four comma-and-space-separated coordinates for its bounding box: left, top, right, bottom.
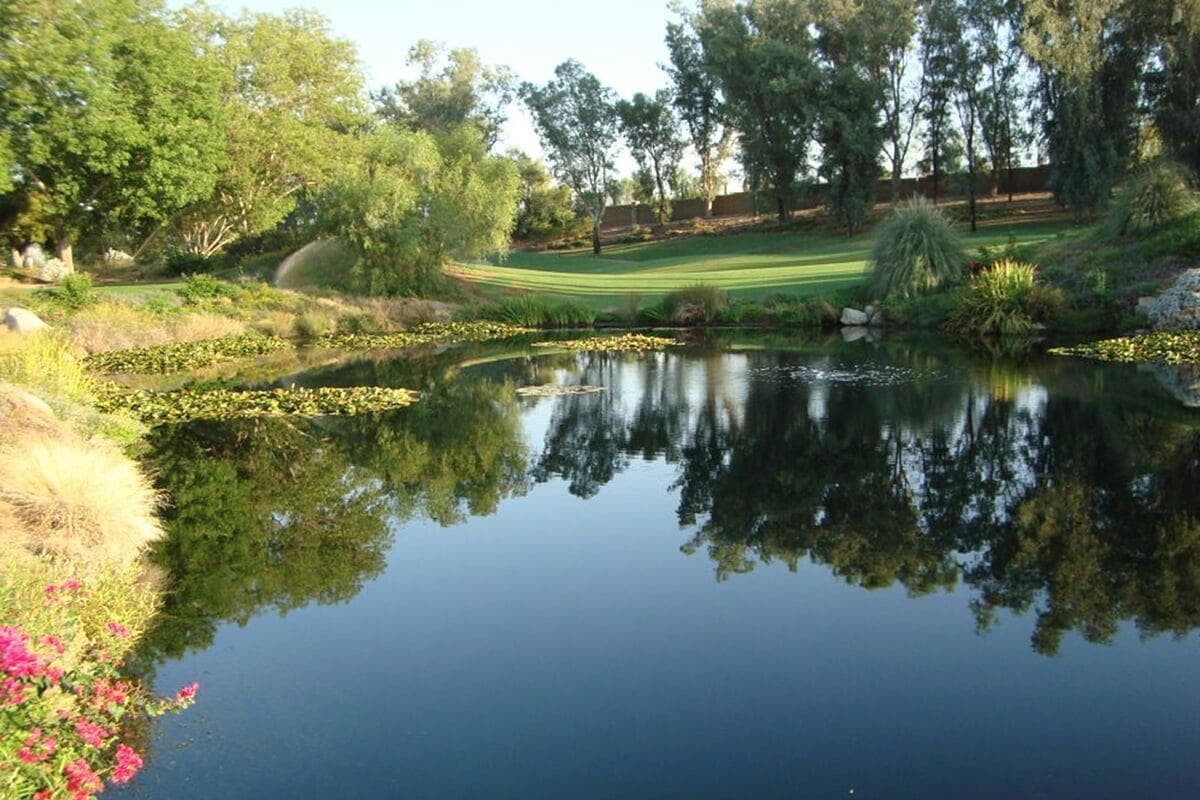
115, 332, 1200, 799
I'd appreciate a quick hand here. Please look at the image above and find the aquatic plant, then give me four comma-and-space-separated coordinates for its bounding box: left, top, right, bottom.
94, 384, 419, 424
870, 197, 967, 298
315, 321, 530, 351
1050, 331, 1200, 364
532, 334, 679, 352
83, 334, 290, 375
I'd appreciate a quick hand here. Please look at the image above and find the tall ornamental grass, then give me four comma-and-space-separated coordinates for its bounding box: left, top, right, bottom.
945, 259, 1065, 337
870, 198, 967, 299
1106, 160, 1198, 236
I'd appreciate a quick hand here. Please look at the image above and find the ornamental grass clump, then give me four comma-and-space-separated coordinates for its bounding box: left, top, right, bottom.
945, 260, 1064, 337
870, 197, 967, 298
1106, 160, 1198, 236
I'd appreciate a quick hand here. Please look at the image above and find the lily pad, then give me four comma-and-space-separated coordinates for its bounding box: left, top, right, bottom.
85, 334, 291, 375
315, 322, 531, 351
516, 384, 606, 397
1049, 332, 1200, 365
531, 334, 679, 352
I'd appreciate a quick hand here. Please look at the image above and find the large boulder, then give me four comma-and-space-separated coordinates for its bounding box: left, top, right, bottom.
1137, 269, 1200, 330
34, 258, 70, 283
4, 307, 49, 334
840, 307, 869, 326
20, 244, 46, 270
103, 248, 134, 267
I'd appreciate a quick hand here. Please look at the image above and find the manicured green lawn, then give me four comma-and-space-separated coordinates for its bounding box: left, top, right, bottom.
451, 218, 1073, 309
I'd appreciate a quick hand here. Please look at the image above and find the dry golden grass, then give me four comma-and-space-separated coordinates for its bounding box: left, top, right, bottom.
69, 303, 247, 353
251, 309, 299, 338
349, 297, 452, 332
0, 432, 163, 564
0, 330, 89, 401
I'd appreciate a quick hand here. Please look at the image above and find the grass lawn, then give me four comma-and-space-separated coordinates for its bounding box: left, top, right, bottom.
450, 216, 1074, 309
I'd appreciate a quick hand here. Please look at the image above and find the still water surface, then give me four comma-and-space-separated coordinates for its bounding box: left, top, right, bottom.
117, 333, 1200, 799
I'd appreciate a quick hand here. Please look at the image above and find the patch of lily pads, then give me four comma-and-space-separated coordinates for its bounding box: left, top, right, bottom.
532, 334, 680, 352
516, 384, 606, 397
94, 383, 419, 424
1049, 332, 1200, 365
314, 321, 531, 351
85, 334, 291, 375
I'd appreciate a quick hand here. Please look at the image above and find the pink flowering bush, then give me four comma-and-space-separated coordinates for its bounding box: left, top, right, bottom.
2, 568, 196, 799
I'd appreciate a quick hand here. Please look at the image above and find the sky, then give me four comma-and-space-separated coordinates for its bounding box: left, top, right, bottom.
197, 0, 682, 174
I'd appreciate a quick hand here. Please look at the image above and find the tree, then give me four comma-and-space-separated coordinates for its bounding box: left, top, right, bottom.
1149, 1, 1200, 173
522, 60, 620, 255
878, 0, 925, 205
814, 0, 892, 234
974, 0, 1028, 199
920, 0, 962, 204
698, 0, 821, 223
375, 40, 515, 148
510, 152, 582, 241
616, 90, 685, 226
665, 7, 735, 217
172, 7, 368, 257
1021, 0, 1150, 219
952, 0, 988, 232
0, 0, 226, 269
318, 125, 518, 294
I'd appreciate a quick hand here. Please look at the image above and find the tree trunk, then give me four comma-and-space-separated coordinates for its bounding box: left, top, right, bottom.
704, 196, 714, 218
592, 218, 602, 255
55, 232, 74, 273
891, 160, 903, 206
776, 193, 787, 224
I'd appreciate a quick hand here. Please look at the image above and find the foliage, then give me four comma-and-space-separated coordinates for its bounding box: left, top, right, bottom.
510, 153, 585, 241
945, 260, 1064, 337
375, 40, 514, 147
697, 0, 821, 222
94, 385, 419, 425
532, 334, 679, 352
1150, 3, 1200, 173
39, 274, 98, 312
175, 273, 238, 306
870, 198, 967, 298
665, 283, 730, 322
1105, 160, 1198, 236
1050, 331, 1200, 364
172, 7, 366, 257
84, 334, 290, 375
616, 90, 685, 226
493, 294, 549, 327
318, 125, 519, 295
522, 61, 620, 255
0, 0, 226, 266
164, 250, 218, 276
665, 9, 734, 217
546, 302, 598, 328
0, 565, 196, 800
314, 321, 531, 351
0, 332, 89, 403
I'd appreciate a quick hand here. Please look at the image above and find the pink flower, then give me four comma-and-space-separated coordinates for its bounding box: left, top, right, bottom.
63, 758, 104, 798
74, 716, 110, 748
40, 634, 65, 654
0, 626, 44, 678
111, 744, 143, 784
61, 579, 81, 592
105, 622, 130, 640
17, 727, 58, 763
175, 682, 199, 703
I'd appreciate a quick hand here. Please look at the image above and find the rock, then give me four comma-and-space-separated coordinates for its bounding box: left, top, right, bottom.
4, 307, 49, 334
20, 244, 45, 270
1137, 269, 1200, 330
868, 309, 885, 327
103, 248, 134, 266
864, 304, 877, 318
35, 258, 70, 283
840, 307, 869, 326
840, 325, 870, 342
1145, 363, 1200, 408
671, 302, 707, 326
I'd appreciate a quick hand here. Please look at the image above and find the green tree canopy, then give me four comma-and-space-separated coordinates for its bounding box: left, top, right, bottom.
522, 60, 620, 255
616, 90, 685, 225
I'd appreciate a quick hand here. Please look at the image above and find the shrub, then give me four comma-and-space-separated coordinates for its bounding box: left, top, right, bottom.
870, 197, 967, 298
164, 249, 218, 276
881, 290, 961, 329
945, 260, 1064, 337
495, 295, 549, 327
0, 560, 197, 799
39, 273, 98, 311
1106, 160, 1198, 236
294, 311, 337, 339
546, 301, 597, 328
663, 283, 729, 323
175, 273, 236, 305
0, 432, 162, 564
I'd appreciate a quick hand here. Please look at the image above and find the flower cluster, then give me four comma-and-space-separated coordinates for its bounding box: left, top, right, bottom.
2, 579, 198, 799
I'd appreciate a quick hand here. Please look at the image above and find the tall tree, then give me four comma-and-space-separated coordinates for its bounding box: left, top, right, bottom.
665, 8, 735, 217
509, 151, 581, 241
0, 0, 225, 270
814, 0, 892, 234
878, 0, 926, 205
375, 40, 515, 148
173, 7, 368, 257
974, 0, 1028, 198
953, 0, 987, 231
920, 0, 962, 204
698, 0, 821, 223
616, 90, 685, 226
1022, 0, 1150, 219
522, 60, 620, 255
1149, 1, 1200, 173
